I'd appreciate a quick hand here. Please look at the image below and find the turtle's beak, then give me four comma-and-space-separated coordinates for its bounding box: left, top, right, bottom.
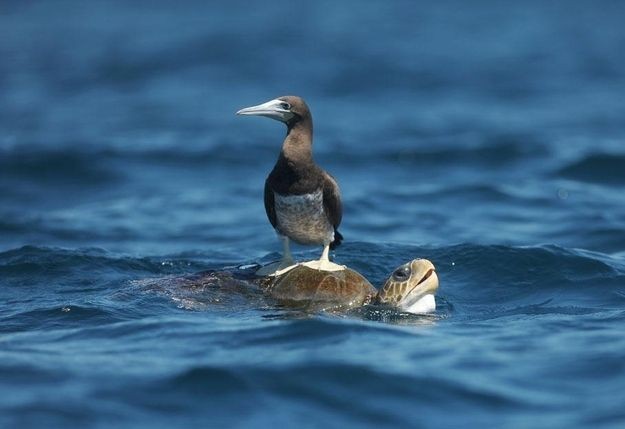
398, 259, 439, 314
236, 98, 294, 123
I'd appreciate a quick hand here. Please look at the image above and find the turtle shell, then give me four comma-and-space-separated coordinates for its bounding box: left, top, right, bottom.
260, 265, 376, 309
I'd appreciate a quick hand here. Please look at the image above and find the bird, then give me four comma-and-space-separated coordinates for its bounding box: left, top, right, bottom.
237, 95, 343, 275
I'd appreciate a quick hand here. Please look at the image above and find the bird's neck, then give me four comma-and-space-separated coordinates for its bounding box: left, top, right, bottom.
281, 118, 313, 165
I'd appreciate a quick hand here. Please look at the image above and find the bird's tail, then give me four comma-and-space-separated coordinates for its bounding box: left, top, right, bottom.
330, 230, 343, 250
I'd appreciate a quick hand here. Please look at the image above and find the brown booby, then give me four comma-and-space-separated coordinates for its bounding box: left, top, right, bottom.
236, 96, 344, 274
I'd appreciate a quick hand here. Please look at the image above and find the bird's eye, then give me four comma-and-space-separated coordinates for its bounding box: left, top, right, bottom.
392, 265, 411, 281
280, 102, 291, 110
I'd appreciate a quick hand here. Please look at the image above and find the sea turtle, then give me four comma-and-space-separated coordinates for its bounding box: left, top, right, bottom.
138, 258, 439, 315
257, 258, 439, 314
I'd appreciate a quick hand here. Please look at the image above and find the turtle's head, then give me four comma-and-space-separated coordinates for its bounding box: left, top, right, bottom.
376, 259, 439, 314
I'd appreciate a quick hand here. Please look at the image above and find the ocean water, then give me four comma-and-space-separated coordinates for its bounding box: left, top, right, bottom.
2, 0, 625, 427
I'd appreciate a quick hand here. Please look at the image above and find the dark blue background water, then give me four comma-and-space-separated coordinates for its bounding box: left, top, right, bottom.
2, 1, 625, 427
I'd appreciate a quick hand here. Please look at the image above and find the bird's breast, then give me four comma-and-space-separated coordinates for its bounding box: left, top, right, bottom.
273, 190, 334, 245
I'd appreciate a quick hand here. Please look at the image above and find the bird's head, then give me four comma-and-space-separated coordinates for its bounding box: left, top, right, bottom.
236, 96, 310, 127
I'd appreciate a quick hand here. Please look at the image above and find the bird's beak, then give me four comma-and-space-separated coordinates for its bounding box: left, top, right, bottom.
236, 98, 294, 123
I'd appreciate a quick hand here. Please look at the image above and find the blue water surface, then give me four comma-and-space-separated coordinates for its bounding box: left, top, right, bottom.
2, 1, 625, 428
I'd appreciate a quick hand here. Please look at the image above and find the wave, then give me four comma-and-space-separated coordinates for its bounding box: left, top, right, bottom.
2, 243, 625, 428
428, 244, 625, 321
317, 136, 545, 168
0, 142, 278, 178
0, 148, 121, 185
0, 305, 129, 334
558, 153, 625, 185
1, 243, 623, 327
0, 245, 217, 281
116, 353, 537, 428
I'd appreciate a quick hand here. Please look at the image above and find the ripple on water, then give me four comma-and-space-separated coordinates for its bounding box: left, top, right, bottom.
558, 153, 625, 185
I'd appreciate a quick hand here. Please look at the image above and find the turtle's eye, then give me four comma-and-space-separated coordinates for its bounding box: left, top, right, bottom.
280, 102, 291, 110
392, 265, 411, 281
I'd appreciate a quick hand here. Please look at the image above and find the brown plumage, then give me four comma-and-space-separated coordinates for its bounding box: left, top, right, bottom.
262, 96, 343, 249
237, 95, 343, 272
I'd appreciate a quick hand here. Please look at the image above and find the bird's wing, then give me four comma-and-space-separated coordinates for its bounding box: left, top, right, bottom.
264, 179, 277, 228
321, 171, 342, 228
